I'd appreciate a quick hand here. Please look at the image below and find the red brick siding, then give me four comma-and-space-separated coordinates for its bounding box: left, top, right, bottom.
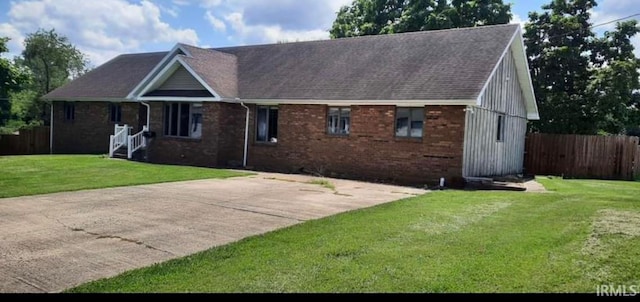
52, 101, 138, 154
147, 102, 221, 167
246, 105, 465, 185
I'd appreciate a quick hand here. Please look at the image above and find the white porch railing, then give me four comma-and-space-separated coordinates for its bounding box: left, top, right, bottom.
109, 124, 131, 157
127, 126, 148, 159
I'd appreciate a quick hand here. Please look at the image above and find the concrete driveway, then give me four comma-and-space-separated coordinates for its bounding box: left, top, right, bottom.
0, 172, 426, 293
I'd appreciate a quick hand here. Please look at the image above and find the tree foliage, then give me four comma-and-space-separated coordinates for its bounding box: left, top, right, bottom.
330, 0, 512, 38
21, 28, 88, 95
0, 37, 30, 128
525, 0, 640, 134
12, 28, 89, 126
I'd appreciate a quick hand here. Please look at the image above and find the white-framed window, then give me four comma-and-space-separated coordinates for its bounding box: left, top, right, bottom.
256, 106, 278, 143
109, 103, 122, 123
63, 102, 75, 121
163, 103, 202, 139
328, 107, 350, 135
395, 107, 424, 138
497, 114, 505, 142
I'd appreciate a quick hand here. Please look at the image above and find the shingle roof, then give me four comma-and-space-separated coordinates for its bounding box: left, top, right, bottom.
44, 24, 519, 101
44, 52, 167, 100
179, 45, 238, 98
216, 24, 519, 100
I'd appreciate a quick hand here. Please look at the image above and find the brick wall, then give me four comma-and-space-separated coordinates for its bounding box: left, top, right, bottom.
52, 101, 139, 154
147, 102, 237, 167
113, 102, 466, 186
246, 104, 466, 185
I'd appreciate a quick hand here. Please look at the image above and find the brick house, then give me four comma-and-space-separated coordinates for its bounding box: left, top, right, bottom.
43, 24, 538, 186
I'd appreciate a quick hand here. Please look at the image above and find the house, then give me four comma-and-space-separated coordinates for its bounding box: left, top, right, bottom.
43, 24, 538, 186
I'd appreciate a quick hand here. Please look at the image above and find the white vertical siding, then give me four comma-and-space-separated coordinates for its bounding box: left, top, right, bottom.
158, 66, 205, 90
463, 49, 528, 177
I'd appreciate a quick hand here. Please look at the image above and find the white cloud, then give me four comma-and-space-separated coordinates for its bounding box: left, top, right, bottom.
0, 23, 24, 59
172, 0, 190, 6
590, 0, 640, 57
1, 0, 199, 65
511, 13, 527, 29
200, 0, 223, 8
205, 11, 226, 32
224, 11, 329, 45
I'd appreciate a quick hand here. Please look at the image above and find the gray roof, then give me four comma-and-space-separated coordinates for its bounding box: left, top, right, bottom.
44, 24, 519, 101
44, 51, 167, 100
217, 24, 518, 100
180, 44, 238, 98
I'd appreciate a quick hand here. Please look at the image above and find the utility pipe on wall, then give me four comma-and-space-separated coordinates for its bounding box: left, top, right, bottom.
239, 101, 249, 168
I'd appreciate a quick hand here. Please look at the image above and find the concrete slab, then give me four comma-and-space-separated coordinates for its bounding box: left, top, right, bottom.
0, 172, 426, 293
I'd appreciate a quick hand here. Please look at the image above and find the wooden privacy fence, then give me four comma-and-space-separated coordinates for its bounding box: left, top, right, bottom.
524, 133, 640, 180
0, 126, 50, 155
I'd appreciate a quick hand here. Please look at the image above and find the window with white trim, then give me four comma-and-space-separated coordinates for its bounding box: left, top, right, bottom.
163, 103, 202, 139
256, 106, 278, 143
395, 107, 424, 138
328, 107, 350, 135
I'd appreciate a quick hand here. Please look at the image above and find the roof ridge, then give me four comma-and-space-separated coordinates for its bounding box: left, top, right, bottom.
213, 23, 519, 51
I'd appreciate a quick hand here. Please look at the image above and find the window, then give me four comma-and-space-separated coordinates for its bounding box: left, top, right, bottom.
163, 103, 202, 139
395, 107, 424, 138
497, 114, 505, 142
256, 106, 278, 143
328, 107, 350, 135
109, 103, 122, 123
63, 102, 75, 121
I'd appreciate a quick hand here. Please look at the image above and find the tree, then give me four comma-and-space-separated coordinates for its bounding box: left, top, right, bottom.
524, 0, 640, 134
22, 29, 88, 95
0, 37, 30, 128
330, 0, 512, 38
14, 29, 88, 125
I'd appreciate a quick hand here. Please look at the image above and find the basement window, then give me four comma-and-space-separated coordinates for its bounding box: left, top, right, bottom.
327, 107, 350, 135
395, 107, 423, 138
497, 114, 505, 142
109, 103, 122, 123
63, 102, 75, 121
256, 106, 278, 143
163, 103, 202, 139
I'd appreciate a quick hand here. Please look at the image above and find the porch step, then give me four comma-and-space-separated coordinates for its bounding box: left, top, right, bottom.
112, 149, 128, 159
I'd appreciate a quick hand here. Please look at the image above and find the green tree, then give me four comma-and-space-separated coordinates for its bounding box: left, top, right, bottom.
525, 0, 640, 134
0, 37, 30, 128
22, 28, 88, 95
330, 0, 512, 38
15, 28, 88, 125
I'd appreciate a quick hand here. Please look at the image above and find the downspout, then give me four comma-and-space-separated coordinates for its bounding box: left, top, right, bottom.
239, 101, 249, 168
140, 101, 151, 130
49, 101, 53, 154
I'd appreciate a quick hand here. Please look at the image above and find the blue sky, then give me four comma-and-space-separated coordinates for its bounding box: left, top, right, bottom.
0, 0, 638, 66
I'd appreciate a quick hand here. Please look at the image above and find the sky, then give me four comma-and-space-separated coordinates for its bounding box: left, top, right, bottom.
0, 0, 639, 67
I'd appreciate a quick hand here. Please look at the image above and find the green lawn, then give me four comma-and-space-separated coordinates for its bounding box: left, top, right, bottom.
0, 155, 249, 198
69, 177, 640, 293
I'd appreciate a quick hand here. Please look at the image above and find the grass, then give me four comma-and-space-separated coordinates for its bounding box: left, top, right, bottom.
307, 179, 336, 191
0, 155, 250, 198
69, 177, 640, 293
